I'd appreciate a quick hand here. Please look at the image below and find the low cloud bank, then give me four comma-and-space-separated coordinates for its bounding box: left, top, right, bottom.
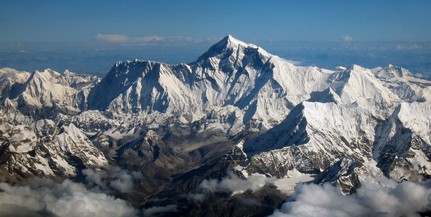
271, 180, 431, 217
83, 166, 142, 193
95, 34, 217, 46
198, 172, 274, 196
0, 167, 143, 217
141, 172, 275, 215
142, 204, 178, 217
0, 178, 138, 217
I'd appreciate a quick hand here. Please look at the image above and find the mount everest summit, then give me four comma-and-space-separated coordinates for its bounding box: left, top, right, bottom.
0, 35, 430, 216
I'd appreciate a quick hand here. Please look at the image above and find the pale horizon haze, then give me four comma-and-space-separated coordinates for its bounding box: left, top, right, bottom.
1, 0, 430, 75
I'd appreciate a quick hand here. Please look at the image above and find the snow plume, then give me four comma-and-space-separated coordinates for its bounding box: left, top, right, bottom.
83, 166, 142, 193
271, 180, 431, 217
0, 178, 138, 217
198, 172, 274, 196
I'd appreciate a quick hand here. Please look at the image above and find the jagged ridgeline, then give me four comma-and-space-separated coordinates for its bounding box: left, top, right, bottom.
0, 35, 431, 216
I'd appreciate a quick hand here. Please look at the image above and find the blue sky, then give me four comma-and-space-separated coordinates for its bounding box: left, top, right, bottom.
0, 1, 430, 75
1, 0, 430, 43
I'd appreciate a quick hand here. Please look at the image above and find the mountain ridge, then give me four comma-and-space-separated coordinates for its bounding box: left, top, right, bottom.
0, 35, 430, 216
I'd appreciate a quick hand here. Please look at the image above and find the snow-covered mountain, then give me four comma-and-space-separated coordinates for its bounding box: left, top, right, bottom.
87, 35, 331, 131
0, 68, 98, 117
0, 35, 430, 216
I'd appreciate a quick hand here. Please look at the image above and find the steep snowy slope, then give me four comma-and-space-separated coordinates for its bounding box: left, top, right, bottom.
372, 64, 431, 102
19, 69, 99, 115
239, 99, 431, 191
0, 68, 98, 117
88, 35, 331, 130
242, 102, 378, 176
0, 69, 106, 182
0, 68, 30, 102
0, 100, 107, 181
371, 102, 431, 180
327, 65, 400, 110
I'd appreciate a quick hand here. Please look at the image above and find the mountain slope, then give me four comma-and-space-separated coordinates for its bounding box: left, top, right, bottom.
88, 35, 331, 130
328, 65, 400, 110
239, 100, 431, 191
0, 68, 98, 117
372, 64, 431, 102
0, 104, 107, 182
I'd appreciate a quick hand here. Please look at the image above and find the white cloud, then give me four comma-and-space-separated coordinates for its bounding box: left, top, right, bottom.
0, 167, 143, 217
183, 171, 274, 203
284, 59, 303, 65
83, 167, 142, 193
342, 35, 353, 42
0, 178, 138, 217
95, 34, 215, 46
109, 167, 142, 193
271, 180, 431, 217
96, 34, 129, 43
135, 36, 164, 43
198, 172, 274, 195
396, 44, 421, 50
142, 204, 178, 216
83, 168, 107, 189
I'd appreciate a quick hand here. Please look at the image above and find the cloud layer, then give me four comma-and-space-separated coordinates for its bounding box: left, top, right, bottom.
198, 172, 274, 196
96, 34, 129, 43
342, 35, 353, 42
0, 167, 144, 217
142, 204, 178, 216
0, 178, 138, 217
95, 34, 216, 45
83, 167, 142, 193
199, 173, 273, 195
271, 180, 431, 217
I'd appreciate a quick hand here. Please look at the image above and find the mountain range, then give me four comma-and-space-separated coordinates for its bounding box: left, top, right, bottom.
0, 35, 430, 216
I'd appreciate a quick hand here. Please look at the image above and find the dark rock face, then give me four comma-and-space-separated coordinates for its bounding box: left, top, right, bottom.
314, 158, 362, 193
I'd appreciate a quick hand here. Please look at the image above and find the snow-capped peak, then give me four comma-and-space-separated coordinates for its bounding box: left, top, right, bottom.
196, 35, 269, 62
328, 65, 400, 109
33, 68, 61, 80
224, 35, 258, 49
374, 64, 413, 78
